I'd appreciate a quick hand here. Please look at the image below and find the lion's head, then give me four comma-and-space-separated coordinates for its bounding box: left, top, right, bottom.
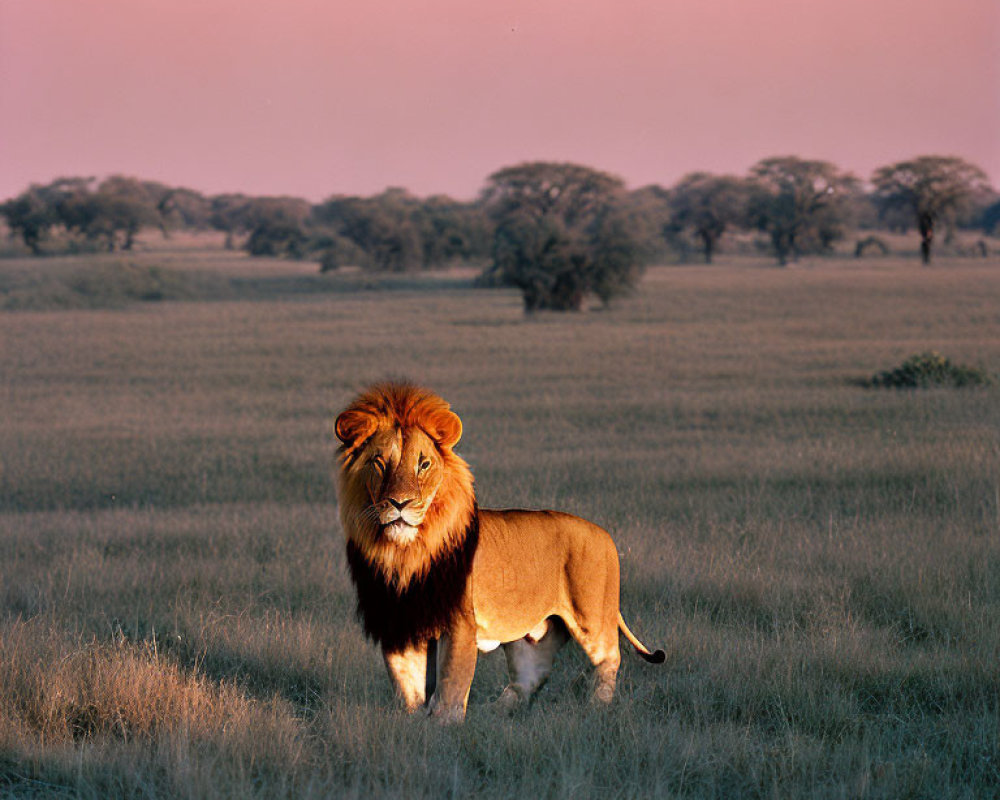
334, 383, 476, 589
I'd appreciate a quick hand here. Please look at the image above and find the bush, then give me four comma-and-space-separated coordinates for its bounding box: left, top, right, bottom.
317, 234, 373, 272
869, 352, 993, 388
854, 235, 890, 258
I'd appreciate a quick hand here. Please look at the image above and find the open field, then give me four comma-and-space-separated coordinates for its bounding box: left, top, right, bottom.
1, 247, 999, 798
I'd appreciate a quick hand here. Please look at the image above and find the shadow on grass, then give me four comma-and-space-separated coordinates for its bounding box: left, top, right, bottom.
176, 640, 327, 715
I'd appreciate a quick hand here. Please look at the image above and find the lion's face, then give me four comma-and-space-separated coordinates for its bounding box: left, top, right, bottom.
334, 383, 475, 586
354, 426, 447, 545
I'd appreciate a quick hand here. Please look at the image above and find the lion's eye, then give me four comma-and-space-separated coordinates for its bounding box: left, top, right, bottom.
418, 457, 432, 473
371, 457, 385, 473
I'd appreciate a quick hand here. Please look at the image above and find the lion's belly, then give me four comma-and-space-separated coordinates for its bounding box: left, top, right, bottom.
473, 588, 554, 643
475, 616, 553, 650
471, 509, 573, 644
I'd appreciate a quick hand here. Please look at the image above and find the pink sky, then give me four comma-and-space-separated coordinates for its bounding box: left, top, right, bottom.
1, 0, 998, 201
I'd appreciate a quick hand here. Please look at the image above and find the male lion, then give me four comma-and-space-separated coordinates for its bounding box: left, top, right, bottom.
334, 382, 663, 721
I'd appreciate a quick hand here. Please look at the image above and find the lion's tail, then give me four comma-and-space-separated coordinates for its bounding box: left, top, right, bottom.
618, 613, 666, 663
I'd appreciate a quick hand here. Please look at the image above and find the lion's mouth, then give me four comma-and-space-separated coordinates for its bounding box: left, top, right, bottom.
381, 519, 419, 545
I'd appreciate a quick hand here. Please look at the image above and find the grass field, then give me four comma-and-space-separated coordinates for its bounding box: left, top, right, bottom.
1, 245, 998, 798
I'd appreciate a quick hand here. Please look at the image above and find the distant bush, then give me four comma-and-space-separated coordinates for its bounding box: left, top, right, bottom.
868, 351, 993, 389
0, 262, 230, 311
854, 235, 890, 258
317, 234, 373, 272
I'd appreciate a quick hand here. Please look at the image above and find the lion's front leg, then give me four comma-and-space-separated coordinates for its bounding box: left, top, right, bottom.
426, 622, 478, 723
383, 639, 437, 712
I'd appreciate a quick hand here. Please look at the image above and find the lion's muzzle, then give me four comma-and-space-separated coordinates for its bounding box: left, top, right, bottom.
382, 519, 419, 545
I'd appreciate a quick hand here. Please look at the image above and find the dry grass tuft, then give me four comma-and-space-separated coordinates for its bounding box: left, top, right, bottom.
0, 620, 305, 771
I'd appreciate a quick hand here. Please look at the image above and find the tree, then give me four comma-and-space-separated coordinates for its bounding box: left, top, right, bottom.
206, 194, 310, 254
617, 185, 674, 264
0, 187, 57, 254
981, 199, 1000, 237
668, 173, 748, 263
79, 178, 165, 250
312, 191, 493, 272
156, 187, 212, 232
416, 195, 492, 267
871, 156, 992, 264
241, 197, 311, 257
313, 189, 424, 272
747, 157, 858, 265
0, 177, 96, 254
481, 162, 647, 311
208, 194, 254, 249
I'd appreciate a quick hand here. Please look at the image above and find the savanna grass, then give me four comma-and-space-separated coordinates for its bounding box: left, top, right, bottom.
1, 247, 998, 797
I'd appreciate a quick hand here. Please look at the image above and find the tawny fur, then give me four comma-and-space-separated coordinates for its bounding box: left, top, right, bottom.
335, 382, 663, 721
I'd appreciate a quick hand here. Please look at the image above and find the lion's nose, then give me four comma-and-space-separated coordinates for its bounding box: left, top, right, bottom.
388, 498, 411, 511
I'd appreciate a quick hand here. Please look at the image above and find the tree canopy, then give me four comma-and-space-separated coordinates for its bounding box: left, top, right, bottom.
481, 162, 648, 311
871, 156, 991, 264
747, 157, 859, 265
668, 173, 749, 263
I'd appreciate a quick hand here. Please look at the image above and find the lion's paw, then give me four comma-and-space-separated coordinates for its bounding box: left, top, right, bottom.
494, 685, 527, 715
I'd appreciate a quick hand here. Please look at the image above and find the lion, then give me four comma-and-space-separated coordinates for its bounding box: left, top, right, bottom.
334, 382, 664, 721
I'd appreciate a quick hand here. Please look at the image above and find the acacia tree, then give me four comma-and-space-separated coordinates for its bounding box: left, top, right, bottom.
668, 173, 748, 263
0, 177, 95, 253
67, 177, 165, 251
0, 187, 56, 254
871, 156, 991, 264
481, 162, 647, 311
748, 157, 858, 265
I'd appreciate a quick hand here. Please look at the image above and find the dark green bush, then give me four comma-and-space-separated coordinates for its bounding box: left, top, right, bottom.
869, 351, 993, 388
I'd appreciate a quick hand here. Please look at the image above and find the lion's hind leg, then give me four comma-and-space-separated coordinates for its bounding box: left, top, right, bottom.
497, 617, 570, 711
560, 615, 621, 705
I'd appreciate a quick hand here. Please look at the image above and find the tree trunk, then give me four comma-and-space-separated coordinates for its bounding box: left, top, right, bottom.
701, 231, 714, 264
918, 214, 933, 265
772, 232, 789, 266
24, 231, 43, 255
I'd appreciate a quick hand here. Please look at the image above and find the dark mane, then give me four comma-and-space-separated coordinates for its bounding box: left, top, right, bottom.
345, 508, 479, 653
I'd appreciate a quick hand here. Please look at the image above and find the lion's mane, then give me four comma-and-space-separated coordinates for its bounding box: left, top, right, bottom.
336, 383, 478, 643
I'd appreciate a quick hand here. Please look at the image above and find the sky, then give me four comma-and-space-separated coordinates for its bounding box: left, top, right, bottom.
1, 0, 998, 201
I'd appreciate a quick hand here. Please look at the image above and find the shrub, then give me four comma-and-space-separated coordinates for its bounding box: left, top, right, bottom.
854, 235, 890, 258
869, 351, 993, 389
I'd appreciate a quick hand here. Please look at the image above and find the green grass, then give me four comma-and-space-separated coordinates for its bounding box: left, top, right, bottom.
1, 246, 999, 798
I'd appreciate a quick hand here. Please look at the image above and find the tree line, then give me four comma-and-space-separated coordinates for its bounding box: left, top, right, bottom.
3, 155, 996, 310
0, 176, 493, 271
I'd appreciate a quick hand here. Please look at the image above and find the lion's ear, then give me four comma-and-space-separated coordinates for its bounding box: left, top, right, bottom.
335, 409, 378, 447
427, 409, 462, 449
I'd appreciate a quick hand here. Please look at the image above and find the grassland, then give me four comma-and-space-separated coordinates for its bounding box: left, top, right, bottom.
1, 243, 998, 798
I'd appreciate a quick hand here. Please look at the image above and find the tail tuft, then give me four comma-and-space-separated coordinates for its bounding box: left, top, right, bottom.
617, 612, 665, 665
